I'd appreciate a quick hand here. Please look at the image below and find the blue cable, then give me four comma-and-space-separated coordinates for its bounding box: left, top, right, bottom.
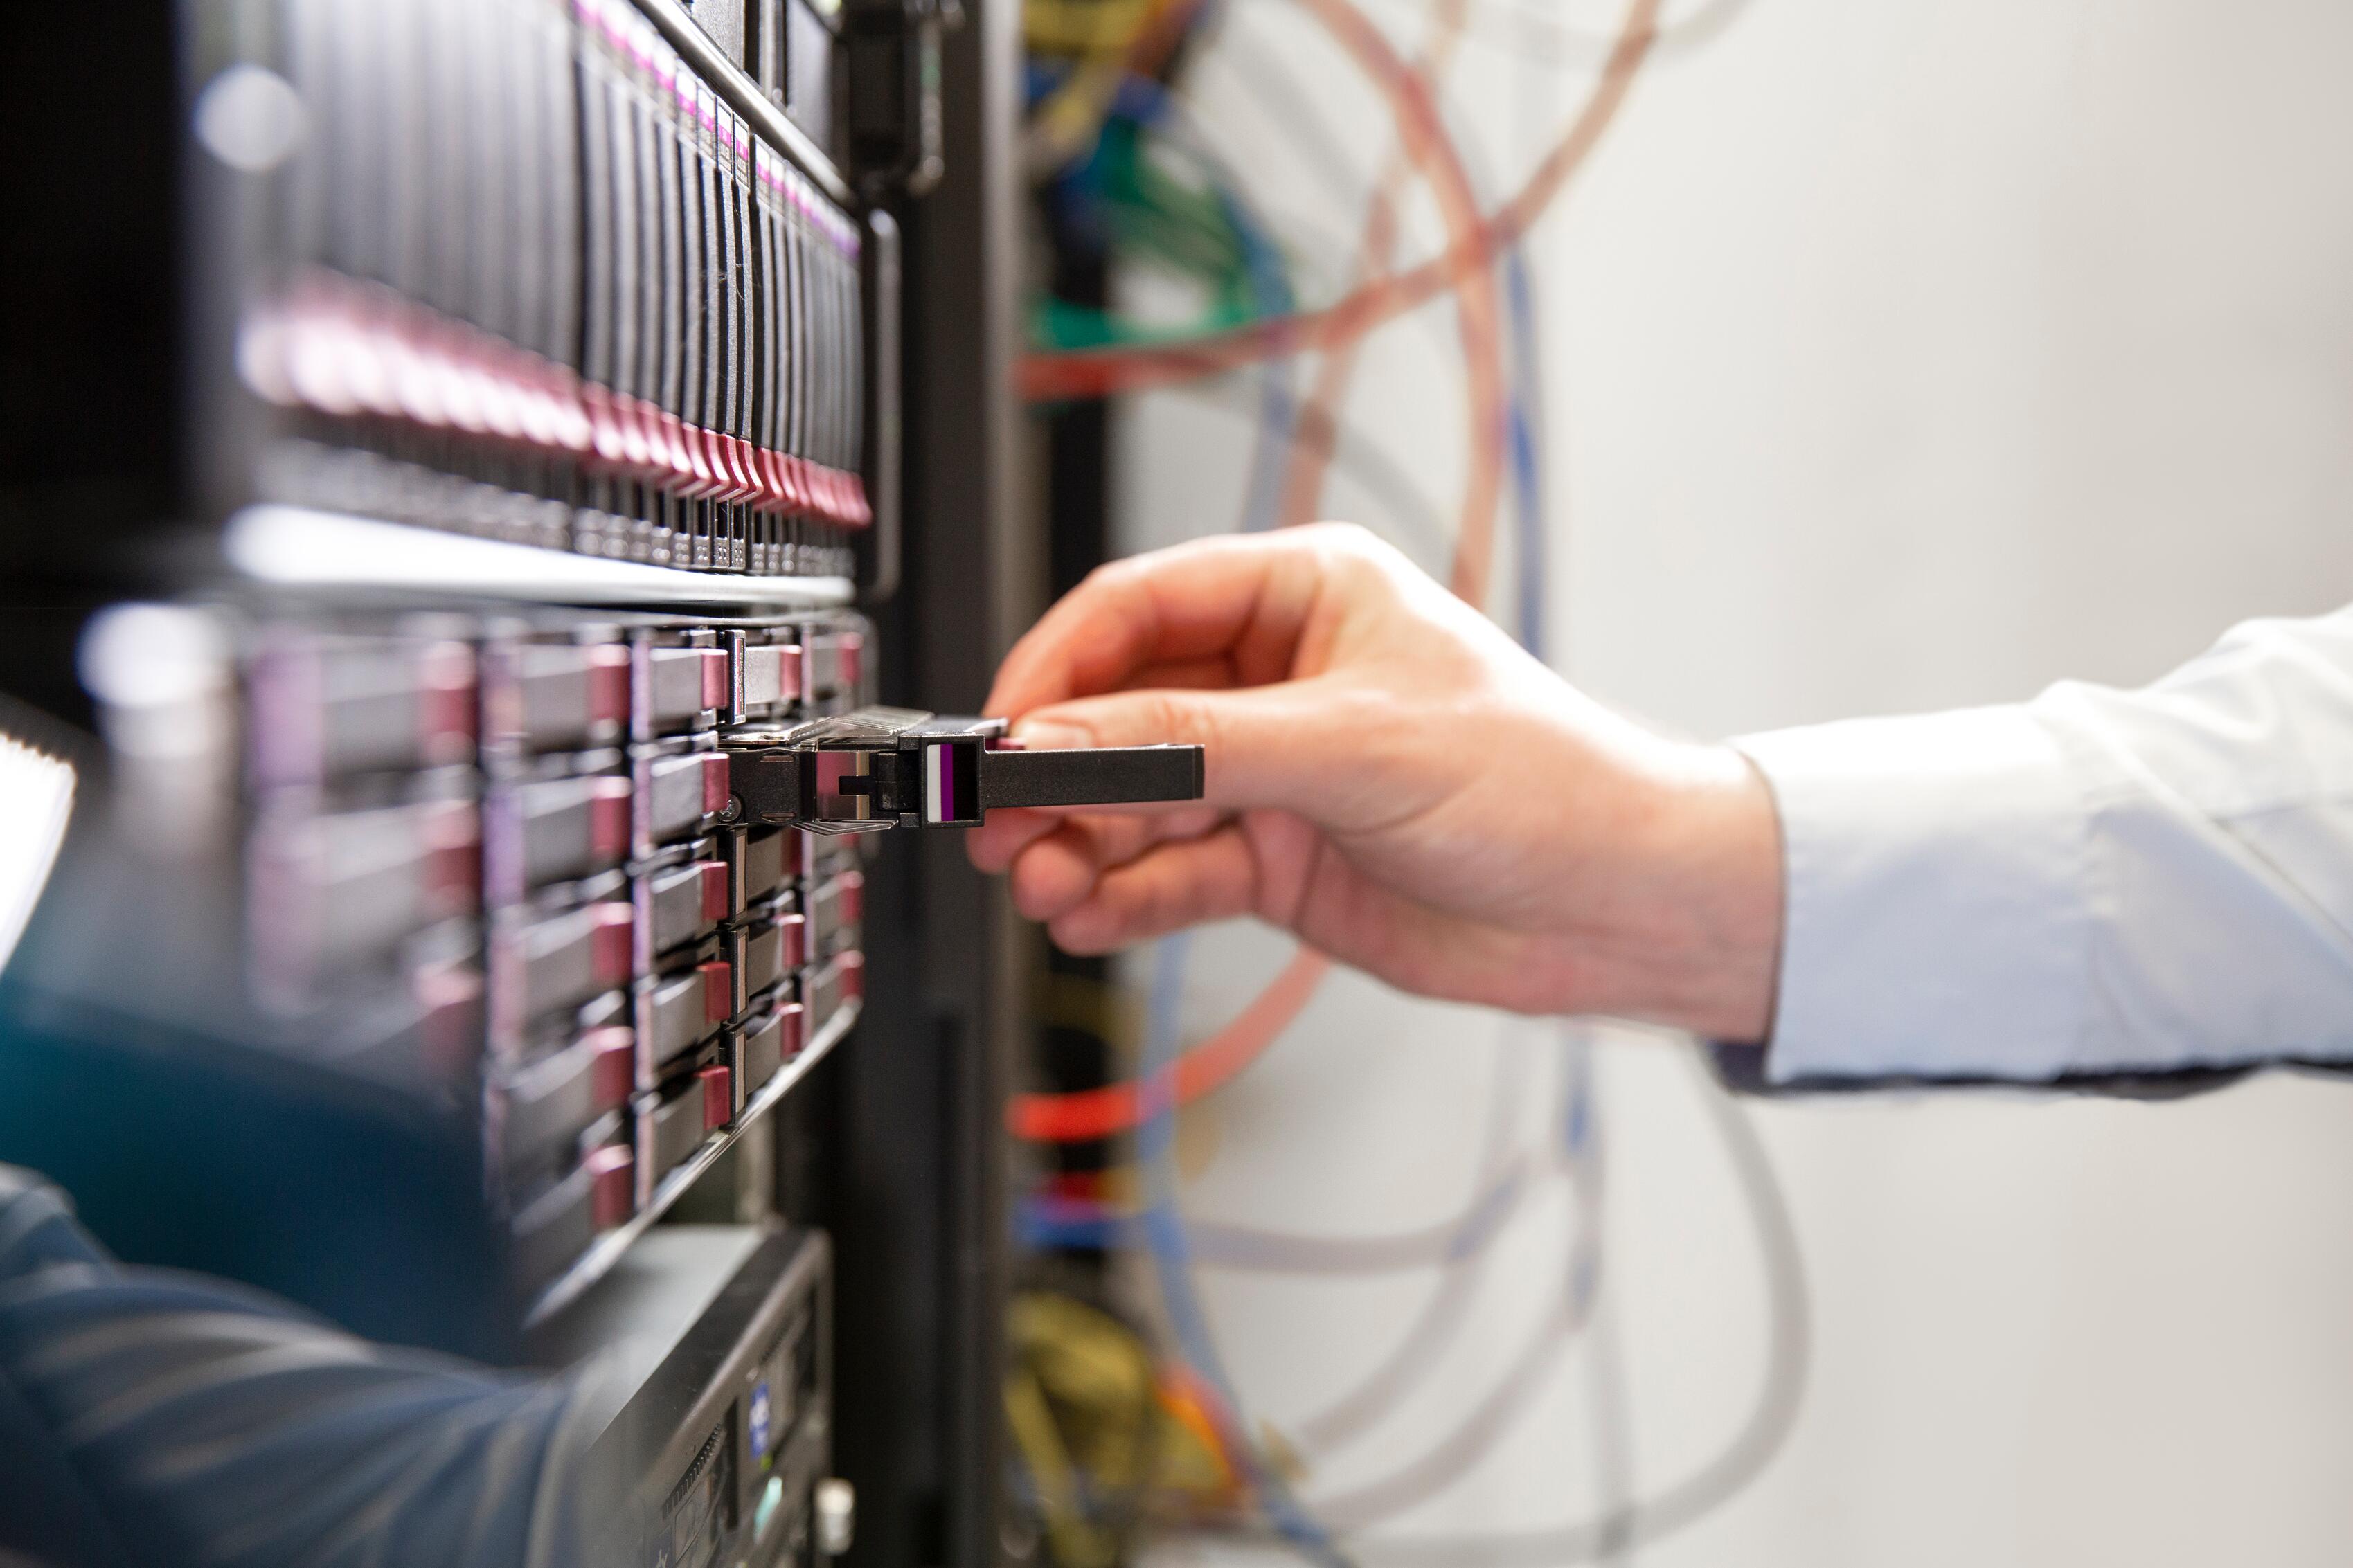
1120, 237, 1566, 1552
1138, 935, 1352, 1567
1501, 246, 1548, 658
1021, 51, 1594, 1550
1014, 1162, 1532, 1265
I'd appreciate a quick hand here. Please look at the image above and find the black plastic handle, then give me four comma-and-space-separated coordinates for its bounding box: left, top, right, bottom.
975, 744, 1204, 812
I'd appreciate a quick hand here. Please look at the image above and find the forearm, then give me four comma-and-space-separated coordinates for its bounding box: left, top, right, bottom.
1733, 606, 2353, 1085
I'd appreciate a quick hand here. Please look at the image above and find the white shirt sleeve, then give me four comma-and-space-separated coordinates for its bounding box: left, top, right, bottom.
1733, 606, 2353, 1085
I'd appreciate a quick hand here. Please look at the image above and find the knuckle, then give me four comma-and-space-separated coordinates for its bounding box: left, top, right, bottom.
1303, 519, 1376, 550
1339, 528, 1411, 580
1094, 863, 1165, 944
1149, 692, 1220, 755
1052, 904, 1117, 955
1011, 877, 1055, 922
1139, 867, 1184, 935
1306, 521, 1399, 575
1080, 557, 1133, 593
1075, 555, 1152, 611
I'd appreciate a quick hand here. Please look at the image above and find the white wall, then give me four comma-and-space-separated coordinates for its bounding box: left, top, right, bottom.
1107, 2, 2353, 1563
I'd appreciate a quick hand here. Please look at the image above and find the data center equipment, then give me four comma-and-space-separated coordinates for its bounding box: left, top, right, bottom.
62, 599, 886, 1324
0, 0, 1041, 1562
537, 1225, 840, 1568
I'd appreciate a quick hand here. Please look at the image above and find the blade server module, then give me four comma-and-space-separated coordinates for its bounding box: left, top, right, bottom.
0, 0, 1014, 1562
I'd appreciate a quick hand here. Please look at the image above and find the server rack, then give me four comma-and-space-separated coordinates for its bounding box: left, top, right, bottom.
0, 1, 1023, 1563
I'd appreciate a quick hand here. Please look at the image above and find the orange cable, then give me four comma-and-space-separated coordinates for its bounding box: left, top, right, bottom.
1008, 0, 1660, 1146
1289, 0, 1507, 604
1275, 0, 1471, 532
1008, 949, 1330, 1142
1017, 0, 1663, 404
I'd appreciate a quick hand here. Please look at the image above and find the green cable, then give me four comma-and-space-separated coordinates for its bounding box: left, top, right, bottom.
1030, 116, 1293, 351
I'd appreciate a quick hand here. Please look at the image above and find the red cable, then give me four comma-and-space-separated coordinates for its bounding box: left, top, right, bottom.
1276, 0, 1468, 532
1008, 950, 1329, 1142
1288, 0, 1506, 606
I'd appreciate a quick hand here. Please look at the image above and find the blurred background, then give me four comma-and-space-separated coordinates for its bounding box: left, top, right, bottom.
1001, 3, 2353, 1565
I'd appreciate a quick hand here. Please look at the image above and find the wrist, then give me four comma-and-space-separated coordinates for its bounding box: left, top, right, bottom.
1578, 738, 1784, 1041
1667, 744, 1785, 1042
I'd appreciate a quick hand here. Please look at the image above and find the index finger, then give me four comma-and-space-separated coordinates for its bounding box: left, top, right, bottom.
984, 529, 1336, 719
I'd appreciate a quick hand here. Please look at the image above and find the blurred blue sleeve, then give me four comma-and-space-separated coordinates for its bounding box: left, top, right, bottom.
0, 1165, 597, 1568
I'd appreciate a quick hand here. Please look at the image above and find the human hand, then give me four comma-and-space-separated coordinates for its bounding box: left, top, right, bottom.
969, 523, 1784, 1041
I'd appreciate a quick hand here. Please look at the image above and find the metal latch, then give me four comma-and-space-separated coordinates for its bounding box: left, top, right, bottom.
724, 706, 1204, 833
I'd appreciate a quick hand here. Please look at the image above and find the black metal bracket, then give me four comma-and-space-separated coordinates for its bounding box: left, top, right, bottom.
843, 0, 960, 199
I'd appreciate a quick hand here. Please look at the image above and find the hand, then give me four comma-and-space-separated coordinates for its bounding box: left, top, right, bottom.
969, 523, 1784, 1041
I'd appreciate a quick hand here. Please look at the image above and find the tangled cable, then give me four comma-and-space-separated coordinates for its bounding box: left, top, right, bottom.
1007, 0, 1808, 1560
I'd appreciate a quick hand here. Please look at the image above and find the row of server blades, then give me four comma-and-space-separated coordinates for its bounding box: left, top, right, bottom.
206, 0, 884, 580
82, 598, 875, 1323
1, 0, 941, 1559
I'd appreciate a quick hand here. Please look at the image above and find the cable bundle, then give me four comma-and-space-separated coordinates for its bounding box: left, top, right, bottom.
1005, 0, 1809, 1560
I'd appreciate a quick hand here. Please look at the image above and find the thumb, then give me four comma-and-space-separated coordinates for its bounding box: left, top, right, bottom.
1009, 683, 1354, 816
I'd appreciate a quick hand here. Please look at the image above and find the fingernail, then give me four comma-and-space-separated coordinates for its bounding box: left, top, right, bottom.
1012, 717, 1091, 750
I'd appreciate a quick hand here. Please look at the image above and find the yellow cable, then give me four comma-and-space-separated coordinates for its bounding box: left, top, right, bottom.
1006, 1364, 1116, 1568
1024, 0, 1154, 54
1037, 971, 1142, 1062
1023, 0, 1197, 174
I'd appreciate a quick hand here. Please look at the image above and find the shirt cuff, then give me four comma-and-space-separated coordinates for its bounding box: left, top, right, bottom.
1733, 706, 2093, 1085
